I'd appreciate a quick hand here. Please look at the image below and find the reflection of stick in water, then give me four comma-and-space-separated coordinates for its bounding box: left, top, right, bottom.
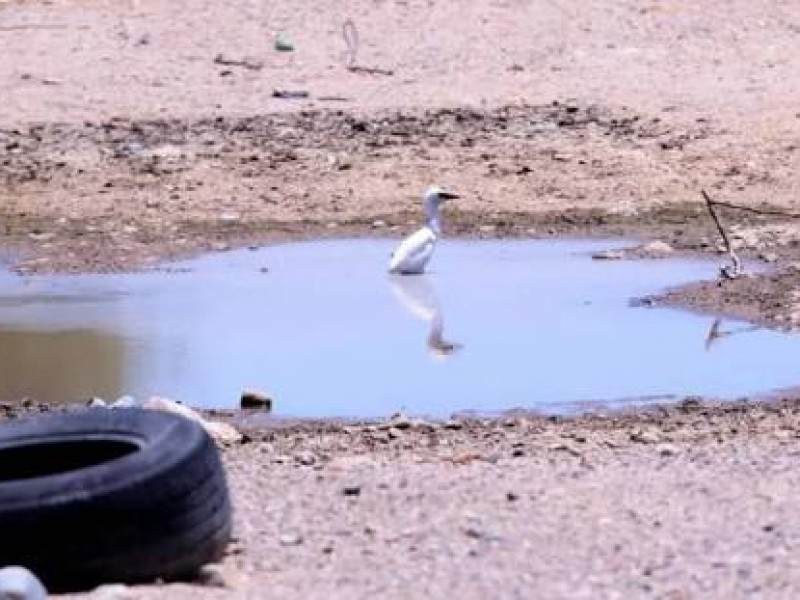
388, 275, 463, 358
704, 317, 760, 351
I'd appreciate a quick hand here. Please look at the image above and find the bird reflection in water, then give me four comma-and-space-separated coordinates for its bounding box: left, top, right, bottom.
388, 275, 463, 359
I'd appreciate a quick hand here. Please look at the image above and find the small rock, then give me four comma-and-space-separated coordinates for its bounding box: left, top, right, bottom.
219, 212, 241, 224
443, 420, 463, 430
279, 531, 303, 546
464, 525, 487, 539
86, 397, 108, 408
506, 492, 519, 502
387, 426, 404, 439
386, 412, 412, 430
196, 564, 228, 588
28, 232, 55, 242
203, 421, 243, 445
111, 395, 138, 408
274, 32, 295, 52
0, 566, 47, 600
240, 389, 273, 410
342, 485, 362, 497
630, 429, 660, 444
372, 219, 387, 228
294, 451, 316, 466
91, 583, 134, 600
592, 249, 625, 260
760, 252, 778, 263
145, 199, 160, 209
641, 240, 674, 256
657, 443, 679, 457
549, 442, 582, 457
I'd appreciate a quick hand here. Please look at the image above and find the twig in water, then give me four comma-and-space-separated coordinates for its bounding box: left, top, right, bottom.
701, 189, 742, 279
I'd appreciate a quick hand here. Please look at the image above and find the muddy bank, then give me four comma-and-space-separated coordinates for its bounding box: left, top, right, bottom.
2, 102, 800, 331
2, 396, 800, 598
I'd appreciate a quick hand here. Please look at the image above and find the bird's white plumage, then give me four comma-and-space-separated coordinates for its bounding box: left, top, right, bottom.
388, 226, 437, 275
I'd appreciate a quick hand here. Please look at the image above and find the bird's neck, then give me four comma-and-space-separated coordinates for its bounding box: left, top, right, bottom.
425, 203, 442, 236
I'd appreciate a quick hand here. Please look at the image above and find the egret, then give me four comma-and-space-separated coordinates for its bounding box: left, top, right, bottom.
388, 185, 459, 275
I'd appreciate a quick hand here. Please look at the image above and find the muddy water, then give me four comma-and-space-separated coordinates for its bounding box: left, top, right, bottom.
0, 240, 797, 417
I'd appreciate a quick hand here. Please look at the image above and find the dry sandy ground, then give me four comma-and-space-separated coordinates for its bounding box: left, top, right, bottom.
2, 0, 800, 597
23, 397, 793, 599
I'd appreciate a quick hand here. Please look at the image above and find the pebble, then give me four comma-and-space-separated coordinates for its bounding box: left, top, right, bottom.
630, 429, 661, 444
197, 564, 228, 588
90, 584, 134, 600
372, 219, 387, 228
383, 412, 412, 430
240, 389, 273, 410
219, 212, 241, 224
592, 249, 625, 260
279, 531, 304, 546
342, 485, 362, 497
549, 442, 582, 457
657, 443, 679, 457
641, 240, 674, 255
387, 427, 404, 439
0, 566, 47, 600
294, 451, 317, 466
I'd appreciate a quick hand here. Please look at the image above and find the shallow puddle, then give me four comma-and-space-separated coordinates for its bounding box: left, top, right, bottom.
0, 239, 797, 418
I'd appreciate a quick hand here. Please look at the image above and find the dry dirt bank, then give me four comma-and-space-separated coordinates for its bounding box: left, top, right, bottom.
0, 397, 794, 598
1, 102, 799, 329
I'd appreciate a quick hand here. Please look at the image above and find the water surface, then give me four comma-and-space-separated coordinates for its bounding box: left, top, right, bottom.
0, 239, 796, 417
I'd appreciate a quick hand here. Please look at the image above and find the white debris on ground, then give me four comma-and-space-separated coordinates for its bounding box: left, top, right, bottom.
0, 565, 48, 600
89, 396, 242, 445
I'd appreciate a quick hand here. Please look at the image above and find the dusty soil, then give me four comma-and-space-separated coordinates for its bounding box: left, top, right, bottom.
0, 396, 797, 599
2, 0, 800, 596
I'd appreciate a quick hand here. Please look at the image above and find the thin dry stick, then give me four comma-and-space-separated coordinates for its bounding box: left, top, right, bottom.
342, 19, 358, 68
702, 199, 800, 219
702, 189, 742, 279
342, 19, 394, 76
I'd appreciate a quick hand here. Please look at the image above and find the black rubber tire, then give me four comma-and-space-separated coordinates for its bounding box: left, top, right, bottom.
0, 408, 232, 592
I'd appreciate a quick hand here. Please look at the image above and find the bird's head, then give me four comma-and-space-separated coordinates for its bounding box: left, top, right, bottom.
424, 185, 460, 207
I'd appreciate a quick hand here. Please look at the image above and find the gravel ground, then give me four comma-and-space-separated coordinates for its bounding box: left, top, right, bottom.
36, 397, 800, 599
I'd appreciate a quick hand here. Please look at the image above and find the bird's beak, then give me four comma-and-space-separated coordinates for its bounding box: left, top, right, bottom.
439, 191, 460, 200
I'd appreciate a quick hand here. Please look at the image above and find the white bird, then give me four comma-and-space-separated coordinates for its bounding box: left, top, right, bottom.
388, 185, 459, 275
